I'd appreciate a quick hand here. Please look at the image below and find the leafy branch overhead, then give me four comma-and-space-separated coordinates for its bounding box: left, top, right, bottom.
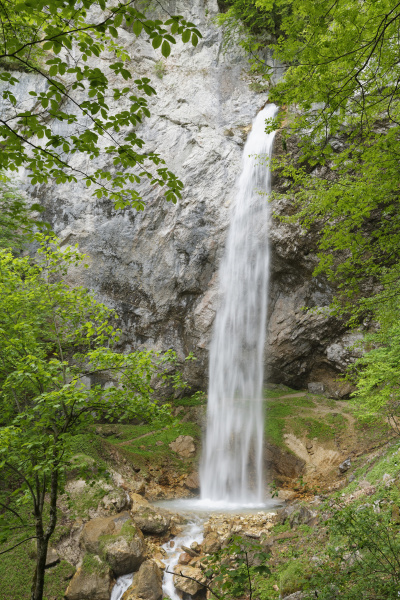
0, 0, 202, 210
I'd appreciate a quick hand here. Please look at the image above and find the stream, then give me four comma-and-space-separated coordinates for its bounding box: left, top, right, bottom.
110, 102, 279, 600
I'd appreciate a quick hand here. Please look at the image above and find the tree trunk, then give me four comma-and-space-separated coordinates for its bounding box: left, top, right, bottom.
31, 535, 48, 600
31, 468, 58, 600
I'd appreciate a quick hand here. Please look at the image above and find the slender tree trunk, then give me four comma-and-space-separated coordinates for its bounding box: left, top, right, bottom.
31, 535, 49, 600
31, 468, 58, 600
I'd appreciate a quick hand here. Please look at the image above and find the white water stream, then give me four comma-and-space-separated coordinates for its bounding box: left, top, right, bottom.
161, 517, 204, 600
200, 104, 279, 505
111, 105, 279, 599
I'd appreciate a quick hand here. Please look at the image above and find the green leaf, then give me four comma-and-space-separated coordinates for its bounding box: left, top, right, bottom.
182, 30, 190, 43
161, 41, 171, 58
132, 20, 143, 36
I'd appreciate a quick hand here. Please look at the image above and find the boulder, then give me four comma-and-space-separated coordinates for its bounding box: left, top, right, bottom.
81, 512, 131, 554
65, 559, 114, 600
122, 560, 162, 600
173, 565, 206, 595
169, 436, 196, 458
131, 506, 171, 535
289, 506, 318, 528
102, 528, 147, 577
202, 532, 221, 555
81, 512, 147, 576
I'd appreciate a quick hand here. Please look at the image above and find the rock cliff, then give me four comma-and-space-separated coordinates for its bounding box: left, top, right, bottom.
11, 0, 353, 394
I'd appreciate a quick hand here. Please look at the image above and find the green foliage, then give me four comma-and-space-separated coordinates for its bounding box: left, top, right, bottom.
217, 0, 400, 427
203, 534, 271, 600
307, 502, 400, 599
0, 234, 188, 599
0, 0, 202, 210
0, 174, 50, 250
279, 559, 311, 596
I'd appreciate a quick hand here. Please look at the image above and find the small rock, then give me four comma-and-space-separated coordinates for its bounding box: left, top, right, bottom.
307, 382, 324, 394
181, 545, 200, 557
45, 547, 60, 568
190, 541, 201, 552
178, 552, 192, 565
277, 489, 297, 501
339, 458, 351, 473
348, 473, 355, 483
173, 565, 206, 595
130, 493, 150, 507
168, 436, 196, 458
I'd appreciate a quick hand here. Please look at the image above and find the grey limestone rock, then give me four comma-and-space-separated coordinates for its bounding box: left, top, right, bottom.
6, 0, 357, 395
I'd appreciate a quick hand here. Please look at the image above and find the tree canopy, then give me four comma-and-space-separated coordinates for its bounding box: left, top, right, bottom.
0, 0, 201, 210
218, 0, 400, 422
0, 232, 188, 600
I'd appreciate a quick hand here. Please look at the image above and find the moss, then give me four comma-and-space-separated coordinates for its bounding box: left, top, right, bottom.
154, 60, 166, 78
265, 401, 292, 448
66, 481, 110, 519
81, 553, 108, 576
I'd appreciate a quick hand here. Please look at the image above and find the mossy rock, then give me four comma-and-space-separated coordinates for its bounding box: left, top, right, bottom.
81, 513, 147, 577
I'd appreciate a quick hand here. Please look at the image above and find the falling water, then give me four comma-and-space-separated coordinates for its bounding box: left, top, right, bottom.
200, 104, 279, 505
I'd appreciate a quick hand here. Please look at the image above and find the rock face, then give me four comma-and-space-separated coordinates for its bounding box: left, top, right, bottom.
11, 0, 354, 393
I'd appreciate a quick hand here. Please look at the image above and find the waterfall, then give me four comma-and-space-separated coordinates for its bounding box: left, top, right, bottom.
200, 104, 278, 505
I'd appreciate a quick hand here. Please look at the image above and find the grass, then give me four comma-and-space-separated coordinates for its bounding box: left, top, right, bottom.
265, 393, 316, 449
172, 392, 207, 407
103, 420, 202, 474
291, 416, 336, 442
0, 505, 75, 600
